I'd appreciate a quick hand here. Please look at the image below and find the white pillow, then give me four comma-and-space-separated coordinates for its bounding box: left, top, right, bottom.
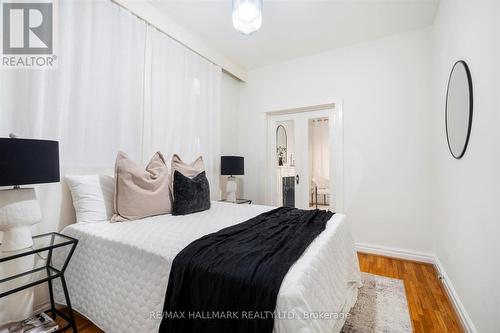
65, 175, 115, 223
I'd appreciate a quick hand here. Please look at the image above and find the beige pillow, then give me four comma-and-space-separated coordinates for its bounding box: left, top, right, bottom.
112, 151, 171, 222
170, 154, 205, 198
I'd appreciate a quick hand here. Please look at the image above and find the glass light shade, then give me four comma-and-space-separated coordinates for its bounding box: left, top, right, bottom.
232, 0, 262, 35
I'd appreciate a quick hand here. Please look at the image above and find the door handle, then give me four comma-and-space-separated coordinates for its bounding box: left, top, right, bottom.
296, 174, 300, 184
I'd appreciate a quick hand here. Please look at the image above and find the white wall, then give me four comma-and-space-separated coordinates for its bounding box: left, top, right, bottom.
237, 28, 435, 253
431, 0, 500, 331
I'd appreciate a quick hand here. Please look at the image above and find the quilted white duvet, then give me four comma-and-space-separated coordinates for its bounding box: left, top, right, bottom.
54, 202, 361, 333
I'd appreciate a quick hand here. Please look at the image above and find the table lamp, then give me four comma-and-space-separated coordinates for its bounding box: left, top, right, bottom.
0, 136, 60, 252
221, 156, 244, 202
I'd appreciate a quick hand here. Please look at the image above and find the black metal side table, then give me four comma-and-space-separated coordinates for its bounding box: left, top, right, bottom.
0, 232, 78, 332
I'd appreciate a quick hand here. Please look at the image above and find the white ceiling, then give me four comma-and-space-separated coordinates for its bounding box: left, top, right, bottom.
150, 0, 439, 70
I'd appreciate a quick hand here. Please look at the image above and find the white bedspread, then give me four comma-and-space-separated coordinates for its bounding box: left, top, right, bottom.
54, 202, 361, 333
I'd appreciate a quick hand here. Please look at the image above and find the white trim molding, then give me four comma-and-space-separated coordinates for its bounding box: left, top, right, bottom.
433, 257, 478, 333
356, 242, 478, 333
355, 242, 435, 263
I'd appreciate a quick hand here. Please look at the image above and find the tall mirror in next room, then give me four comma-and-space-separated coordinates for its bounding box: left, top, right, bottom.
276, 125, 287, 166
275, 122, 295, 207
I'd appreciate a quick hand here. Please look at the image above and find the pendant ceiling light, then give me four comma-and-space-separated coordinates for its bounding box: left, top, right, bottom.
232, 0, 263, 35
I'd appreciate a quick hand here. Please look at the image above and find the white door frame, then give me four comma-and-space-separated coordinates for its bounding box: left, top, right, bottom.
265, 102, 344, 212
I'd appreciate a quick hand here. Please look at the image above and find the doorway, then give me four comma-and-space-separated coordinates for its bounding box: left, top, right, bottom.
266, 104, 343, 212
309, 117, 330, 209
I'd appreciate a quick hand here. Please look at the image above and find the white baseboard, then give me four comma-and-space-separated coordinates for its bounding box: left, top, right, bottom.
355, 242, 477, 333
433, 257, 478, 333
355, 242, 435, 263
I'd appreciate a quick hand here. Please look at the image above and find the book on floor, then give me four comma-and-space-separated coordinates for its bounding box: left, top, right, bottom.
0, 312, 58, 333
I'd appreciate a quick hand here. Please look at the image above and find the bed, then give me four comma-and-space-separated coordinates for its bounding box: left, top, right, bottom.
53, 201, 361, 333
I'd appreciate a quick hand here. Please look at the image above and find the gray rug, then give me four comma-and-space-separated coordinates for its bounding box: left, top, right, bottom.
341, 273, 412, 333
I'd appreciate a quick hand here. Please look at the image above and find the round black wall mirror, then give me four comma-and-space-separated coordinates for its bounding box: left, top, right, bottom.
445, 60, 473, 159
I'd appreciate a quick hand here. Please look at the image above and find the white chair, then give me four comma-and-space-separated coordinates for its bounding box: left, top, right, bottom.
311, 177, 329, 208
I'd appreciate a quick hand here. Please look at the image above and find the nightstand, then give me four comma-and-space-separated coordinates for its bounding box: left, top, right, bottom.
0, 232, 78, 332
219, 198, 252, 204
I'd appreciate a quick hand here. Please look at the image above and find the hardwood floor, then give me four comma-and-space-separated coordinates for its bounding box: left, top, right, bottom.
54, 308, 103, 333
56, 253, 463, 332
357, 253, 463, 333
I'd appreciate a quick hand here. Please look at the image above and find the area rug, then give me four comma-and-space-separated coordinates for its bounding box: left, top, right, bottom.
341, 273, 412, 333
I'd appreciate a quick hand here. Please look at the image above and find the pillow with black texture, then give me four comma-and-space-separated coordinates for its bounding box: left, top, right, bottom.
172, 170, 211, 215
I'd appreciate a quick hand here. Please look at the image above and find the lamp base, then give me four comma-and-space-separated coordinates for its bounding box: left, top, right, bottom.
1, 226, 33, 252
226, 176, 237, 202
0, 188, 41, 252
0, 188, 40, 325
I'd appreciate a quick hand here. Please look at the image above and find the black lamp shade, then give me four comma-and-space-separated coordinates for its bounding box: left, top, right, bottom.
0, 138, 60, 186
221, 156, 244, 176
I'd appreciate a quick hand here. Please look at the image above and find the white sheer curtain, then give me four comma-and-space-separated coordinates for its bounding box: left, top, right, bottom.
0, 0, 146, 170
0, 0, 148, 323
0, 0, 222, 196
143, 26, 221, 197
311, 119, 330, 181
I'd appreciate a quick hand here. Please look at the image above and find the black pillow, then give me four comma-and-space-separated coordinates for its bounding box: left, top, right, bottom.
172, 170, 211, 215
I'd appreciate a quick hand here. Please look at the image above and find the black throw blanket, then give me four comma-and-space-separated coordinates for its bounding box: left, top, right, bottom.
159, 207, 334, 333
